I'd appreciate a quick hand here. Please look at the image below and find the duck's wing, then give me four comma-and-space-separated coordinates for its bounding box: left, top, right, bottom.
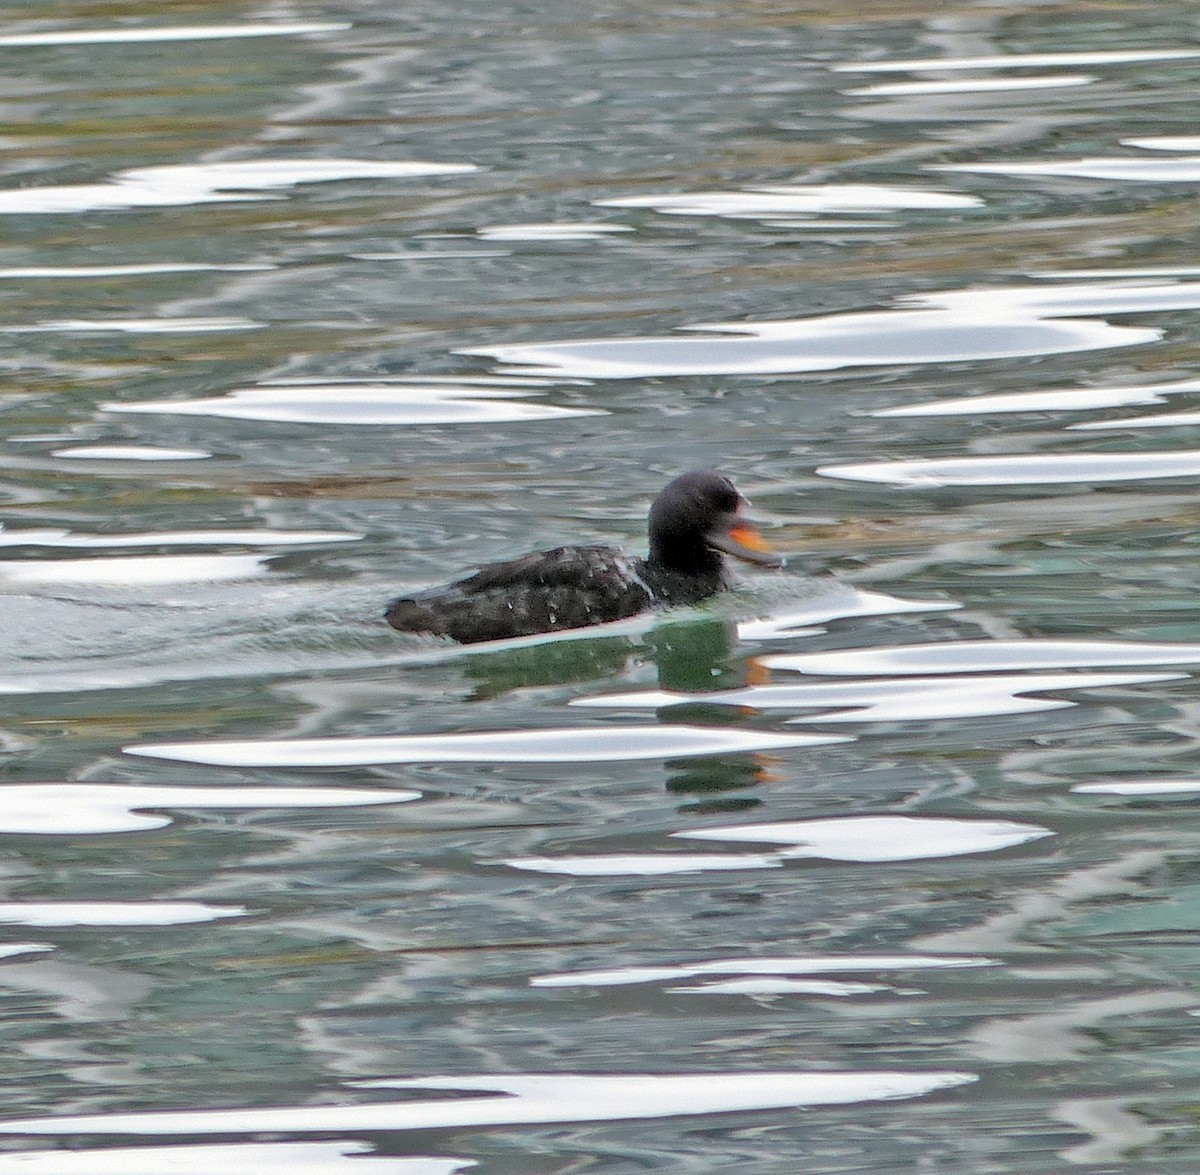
459, 545, 631, 593
387, 545, 652, 643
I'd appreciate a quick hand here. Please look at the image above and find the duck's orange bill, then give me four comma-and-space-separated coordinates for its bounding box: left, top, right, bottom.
727, 524, 774, 554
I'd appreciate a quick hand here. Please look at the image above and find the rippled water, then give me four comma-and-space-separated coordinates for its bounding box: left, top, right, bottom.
5, 2, 1200, 1171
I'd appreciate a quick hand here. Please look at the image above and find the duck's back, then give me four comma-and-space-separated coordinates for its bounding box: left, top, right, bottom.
385, 545, 657, 644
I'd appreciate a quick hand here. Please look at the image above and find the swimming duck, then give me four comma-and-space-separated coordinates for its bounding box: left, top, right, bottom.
385, 470, 781, 644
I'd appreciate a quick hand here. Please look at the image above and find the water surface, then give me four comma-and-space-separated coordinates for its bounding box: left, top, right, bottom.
4, 2, 1200, 1172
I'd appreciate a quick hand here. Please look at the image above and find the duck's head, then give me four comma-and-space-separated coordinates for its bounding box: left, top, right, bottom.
647, 470, 783, 575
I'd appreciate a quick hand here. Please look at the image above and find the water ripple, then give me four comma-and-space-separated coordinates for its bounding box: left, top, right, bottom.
0, 554, 269, 586
463, 280, 1169, 379
105, 382, 600, 425
51, 446, 212, 461
0, 159, 476, 216
737, 585, 959, 640
0, 526, 359, 550
124, 726, 848, 768
0, 1071, 978, 1136
477, 222, 634, 240
571, 671, 1180, 722
1073, 780, 1200, 797
531, 953, 994, 988
0, 944, 51, 960
0, 1142, 472, 1175
761, 639, 1200, 677
845, 76, 1093, 97
0, 902, 248, 927
818, 450, 1200, 487
938, 138, 1200, 183
597, 183, 980, 222
507, 815, 1052, 875
0, 783, 419, 836
0, 317, 260, 334
1070, 408, 1200, 431
0, 263, 273, 279
0, 22, 351, 47
833, 49, 1200, 72
873, 376, 1200, 418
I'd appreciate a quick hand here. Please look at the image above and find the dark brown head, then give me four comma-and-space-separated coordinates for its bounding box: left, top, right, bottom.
646, 470, 782, 575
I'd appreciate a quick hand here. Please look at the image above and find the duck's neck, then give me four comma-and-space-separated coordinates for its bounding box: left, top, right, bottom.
647, 533, 724, 578
638, 550, 726, 604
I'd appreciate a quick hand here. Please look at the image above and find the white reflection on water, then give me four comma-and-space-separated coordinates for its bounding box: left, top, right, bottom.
0, 1143, 473, 1175
352, 249, 511, 261
845, 75, 1093, 97
0, 783, 419, 835
477, 222, 634, 240
0, 318, 260, 334
0, 1070, 977, 1136
781, 670, 1181, 721
676, 816, 1051, 859
938, 138, 1200, 183
680, 977, 889, 995
948, 157, 1200, 182
819, 450, 1200, 487
0, 159, 476, 216
105, 382, 601, 425
929, 280, 1200, 317
531, 953, 994, 987
506, 852, 787, 876
1132, 137, 1200, 151
0, 944, 51, 960
874, 376, 1200, 417
571, 671, 1180, 722
0, 263, 273, 278
761, 639, 1200, 677
1073, 780, 1200, 796
737, 584, 959, 640
0, 22, 351, 47
0, 903, 248, 927
52, 446, 212, 461
0, 554, 268, 586
124, 726, 849, 768
0, 526, 360, 549
507, 815, 1052, 875
1070, 408, 1200, 431
1036, 266, 1200, 279
597, 183, 980, 222
0, 1143, 474, 1175
462, 279, 1174, 378
832, 49, 1200, 72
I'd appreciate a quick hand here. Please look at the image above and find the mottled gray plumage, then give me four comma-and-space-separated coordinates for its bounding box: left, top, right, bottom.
385, 471, 779, 644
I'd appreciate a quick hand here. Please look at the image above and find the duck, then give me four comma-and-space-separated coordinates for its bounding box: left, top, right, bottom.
385, 470, 782, 644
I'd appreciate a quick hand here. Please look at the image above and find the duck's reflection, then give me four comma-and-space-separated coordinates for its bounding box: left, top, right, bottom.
645, 618, 740, 692
651, 619, 773, 811
458, 616, 774, 810
459, 616, 746, 697
665, 755, 770, 813
459, 635, 636, 700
